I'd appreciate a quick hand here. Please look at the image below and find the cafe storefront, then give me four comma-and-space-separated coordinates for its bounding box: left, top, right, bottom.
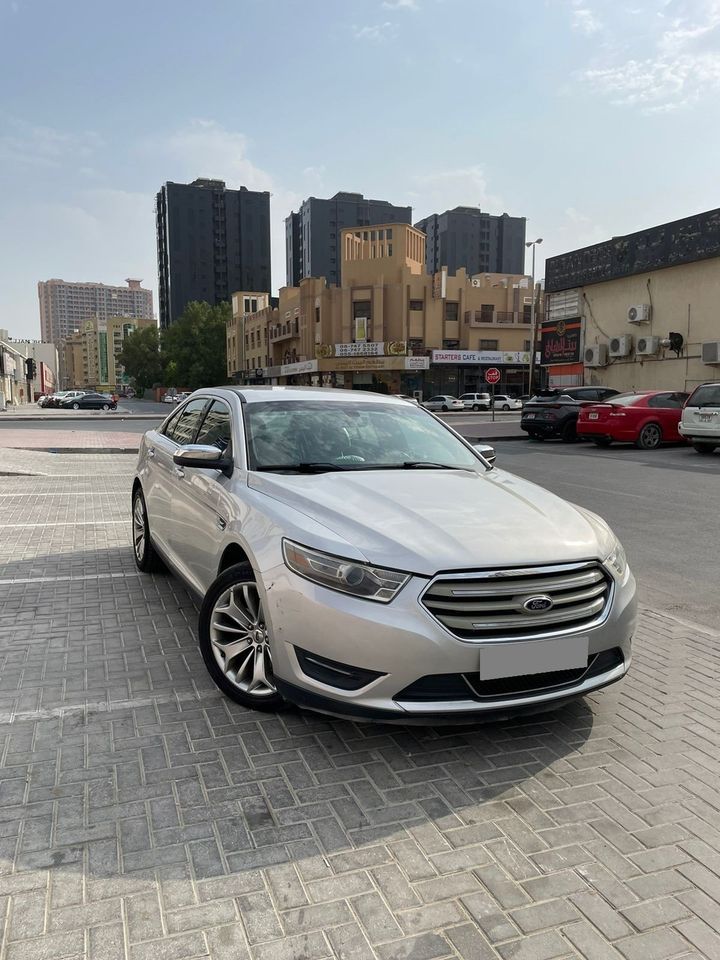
428, 350, 531, 397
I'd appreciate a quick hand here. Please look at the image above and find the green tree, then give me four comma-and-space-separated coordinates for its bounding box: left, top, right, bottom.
162, 301, 229, 389
116, 325, 163, 395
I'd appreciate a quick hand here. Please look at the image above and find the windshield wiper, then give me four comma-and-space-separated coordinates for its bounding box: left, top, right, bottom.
256, 462, 349, 473
401, 461, 470, 470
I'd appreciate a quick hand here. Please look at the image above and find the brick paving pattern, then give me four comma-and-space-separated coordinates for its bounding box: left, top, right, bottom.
0, 451, 718, 958
0, 429, 142, 451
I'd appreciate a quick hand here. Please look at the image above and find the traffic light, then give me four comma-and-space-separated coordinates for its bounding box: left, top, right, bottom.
25, 357, 37, 380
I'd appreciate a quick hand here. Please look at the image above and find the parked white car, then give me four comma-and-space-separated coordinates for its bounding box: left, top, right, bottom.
679, 382, 720, 454
132, 387, 636, 721
423, 395, 464, 412
459, 392, 491, 411
491, 394, 523, 411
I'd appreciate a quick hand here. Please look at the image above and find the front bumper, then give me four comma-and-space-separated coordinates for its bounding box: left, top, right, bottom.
261, 562, 637, 722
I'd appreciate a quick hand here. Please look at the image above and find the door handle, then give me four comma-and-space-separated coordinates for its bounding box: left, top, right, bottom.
216, 516, 227, 530
174, 466, 185, 479
148, 447, 155, 459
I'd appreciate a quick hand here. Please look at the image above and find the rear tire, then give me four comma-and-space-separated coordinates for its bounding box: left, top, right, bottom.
561, 421, 577, 443
72, 402, 80, 410
132, 488, 165, 572
102, 403, 109, 410
693, 442, 717, 454
472, 404, 480, 411
636, 423, 662, 450
441, 404, 448, 412
198, 563, 286, 712
502, 404, 510, 411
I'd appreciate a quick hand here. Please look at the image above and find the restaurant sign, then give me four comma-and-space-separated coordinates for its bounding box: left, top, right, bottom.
316, 342, 407, 359
432, 350, 531, 365
540, 318, 582, 365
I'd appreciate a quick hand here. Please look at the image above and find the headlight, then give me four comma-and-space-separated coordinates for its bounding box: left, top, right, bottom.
604, 539, 627, 579
283, 540, 410, 603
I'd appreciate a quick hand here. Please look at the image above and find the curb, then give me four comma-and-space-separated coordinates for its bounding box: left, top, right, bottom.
0, 414, 161, 422
1, 447, 139, 455
466, 435, 527, 443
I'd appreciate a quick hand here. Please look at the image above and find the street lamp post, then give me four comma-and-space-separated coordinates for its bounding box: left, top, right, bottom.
526, 238, 543, 396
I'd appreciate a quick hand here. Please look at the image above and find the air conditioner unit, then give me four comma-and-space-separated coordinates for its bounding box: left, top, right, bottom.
627, 304, 651, 324
609, 334, 633, 358
636, 335, 660, 356
584, 344, 608, 367
702, 341, 720, 365
471, 278, 482, 287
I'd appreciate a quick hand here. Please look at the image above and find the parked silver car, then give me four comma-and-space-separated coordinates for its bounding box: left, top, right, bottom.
132, 387, 636, 721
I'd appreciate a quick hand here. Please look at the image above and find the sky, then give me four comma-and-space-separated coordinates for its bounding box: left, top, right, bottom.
1, 0, 719, 339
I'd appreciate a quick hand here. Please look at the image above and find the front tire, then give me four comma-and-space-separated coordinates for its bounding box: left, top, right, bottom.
198, 563, 286, 711
72, 402, 80, 410
132, 488, 164, 572
636, 423, 662, 449
472, 404, 480, 411
502, 404, 510, 411
102, 403, 109, 410
693, 442, 717, 454
441, 404, 448, 412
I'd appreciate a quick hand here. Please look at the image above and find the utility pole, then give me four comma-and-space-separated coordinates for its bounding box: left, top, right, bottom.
526, 238, 543, 396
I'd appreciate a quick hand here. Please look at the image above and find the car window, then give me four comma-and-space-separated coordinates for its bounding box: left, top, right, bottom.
195, 400, 232, 453
687, 384, 720, 407
164, 398, 209, 444
606, 393, 648, 406
647, 392, 688, 408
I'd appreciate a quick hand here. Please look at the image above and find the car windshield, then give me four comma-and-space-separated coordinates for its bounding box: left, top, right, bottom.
605, 393, 648, 406
687, 384, 720, 407
245, 400, 483, 472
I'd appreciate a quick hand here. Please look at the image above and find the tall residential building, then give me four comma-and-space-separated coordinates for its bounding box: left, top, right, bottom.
415, 208, 527, 278
38, 278, 153, 344
285, 192, 412, 287
61, 316, 156, 390
156, 178, 271, 329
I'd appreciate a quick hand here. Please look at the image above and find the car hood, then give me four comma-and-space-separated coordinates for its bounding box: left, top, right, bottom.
248, 468, 611, 576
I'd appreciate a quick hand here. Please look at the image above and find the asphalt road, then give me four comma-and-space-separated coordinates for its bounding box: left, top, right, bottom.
493, 439, 719, 630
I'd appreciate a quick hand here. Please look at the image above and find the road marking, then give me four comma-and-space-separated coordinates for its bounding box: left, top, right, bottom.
0, 492, 128, 497
0, 572, 140, 585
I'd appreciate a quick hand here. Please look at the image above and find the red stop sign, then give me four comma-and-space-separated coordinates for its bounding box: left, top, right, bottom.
485, 367, 501, 385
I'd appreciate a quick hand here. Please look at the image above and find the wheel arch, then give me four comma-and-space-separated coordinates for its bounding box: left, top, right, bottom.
218, 541, 252, 577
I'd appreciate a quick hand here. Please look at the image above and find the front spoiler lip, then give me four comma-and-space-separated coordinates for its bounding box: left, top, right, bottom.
276, 655, 630, 725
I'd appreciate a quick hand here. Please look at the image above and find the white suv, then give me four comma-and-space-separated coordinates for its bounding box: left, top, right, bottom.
679, 382, 720, 453
459, 392, 491, 411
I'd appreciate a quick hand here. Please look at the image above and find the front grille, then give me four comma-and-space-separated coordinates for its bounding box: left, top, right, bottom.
421, 562, 611, 640
395, 648, 624, 703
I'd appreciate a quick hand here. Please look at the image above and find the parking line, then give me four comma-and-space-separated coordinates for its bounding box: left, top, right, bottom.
0, 572, 141, 585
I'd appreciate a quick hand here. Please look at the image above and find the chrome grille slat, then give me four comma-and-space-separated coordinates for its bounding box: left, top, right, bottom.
437, 569, 605, 598
421, 562, 612, 640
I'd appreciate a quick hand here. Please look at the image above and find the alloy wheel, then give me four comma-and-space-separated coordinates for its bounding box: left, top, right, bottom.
132, 494, 146, 563
638, 423, 662, 449
209, 583, 276, 697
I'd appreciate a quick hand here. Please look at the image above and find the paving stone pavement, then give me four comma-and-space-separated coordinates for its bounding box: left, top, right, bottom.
0, 451, 719, 959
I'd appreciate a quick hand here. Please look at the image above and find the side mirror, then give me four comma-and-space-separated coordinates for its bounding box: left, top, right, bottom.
473, 443, 496, 467
173, 444, 233, 475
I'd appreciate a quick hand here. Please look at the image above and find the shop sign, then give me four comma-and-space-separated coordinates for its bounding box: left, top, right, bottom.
316, 342, 407, 359
540, 319, 582, 365
404, 356, 430, 370
280, 359, 318, 376
432, 350, 530, 365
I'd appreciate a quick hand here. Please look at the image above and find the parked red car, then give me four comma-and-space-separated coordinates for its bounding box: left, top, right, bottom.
577, 390, 689, 449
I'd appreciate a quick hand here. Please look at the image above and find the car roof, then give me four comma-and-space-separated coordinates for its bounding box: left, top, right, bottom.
212, 386, 411, 406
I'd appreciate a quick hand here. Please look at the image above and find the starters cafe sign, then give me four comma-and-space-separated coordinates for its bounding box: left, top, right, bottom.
432, 350, 531, 365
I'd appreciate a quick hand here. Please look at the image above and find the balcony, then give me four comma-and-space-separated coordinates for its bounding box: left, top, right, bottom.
269, 320, 299, 343
465, 310, 530, 327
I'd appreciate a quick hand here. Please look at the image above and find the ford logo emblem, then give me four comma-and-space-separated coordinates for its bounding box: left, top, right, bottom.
523, 595, 554, 612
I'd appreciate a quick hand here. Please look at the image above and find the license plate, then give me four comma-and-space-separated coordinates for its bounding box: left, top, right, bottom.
525, 413, 536, 419
700, 414, 713, 422
479, 636, 589, 680
589, 412, 599, 420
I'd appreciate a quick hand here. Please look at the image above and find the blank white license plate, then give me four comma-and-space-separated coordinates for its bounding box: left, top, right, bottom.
479, 636, 589, 680
525, 413, 536, 419
589, 412, 599, 420
700, 414, 713, 422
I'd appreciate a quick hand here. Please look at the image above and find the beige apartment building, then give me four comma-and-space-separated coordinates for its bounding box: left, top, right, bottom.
227, 223, 540, 397
62, 316, 156, 391
544, 208, 720, 393
39, 278, 153, 343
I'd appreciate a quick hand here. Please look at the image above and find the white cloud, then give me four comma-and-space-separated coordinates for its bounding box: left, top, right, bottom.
382, 0, 419, 10
571, 3, 602, 35
411, 165, 503, 217
579, 0, 720, 110
353, 22, 397, 41
0, 118, 103, 169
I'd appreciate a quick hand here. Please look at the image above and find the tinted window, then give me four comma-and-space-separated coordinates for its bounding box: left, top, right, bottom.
647, 392, 688, 408
195, 400, 232, 452
687, 384, 720, 407
165, 398, 209, 444
606, 393, 648, 406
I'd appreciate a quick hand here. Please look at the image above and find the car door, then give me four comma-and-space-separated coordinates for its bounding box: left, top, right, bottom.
144, 398, 210, 559
647, 392, 688, 440
169, 398, 237, 593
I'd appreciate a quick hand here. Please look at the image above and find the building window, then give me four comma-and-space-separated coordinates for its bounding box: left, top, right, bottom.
387, 244, 392, 256
480, 339, 498, 350
386, 228, 392, 241
409, 300, 424, 310
524, 340, 531, 351
523, 304, 532, 323
480, 304, 494, 322
442, 339, 460, 349
444, 302, 459, 323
